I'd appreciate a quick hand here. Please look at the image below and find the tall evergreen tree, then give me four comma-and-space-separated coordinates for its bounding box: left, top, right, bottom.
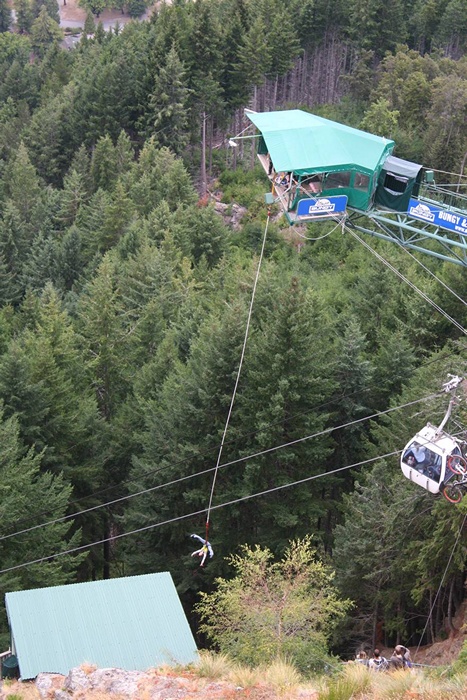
15, 0, 33, 33
144, 45, 191, 153
0, 0, 11, 33
4, 142, 41, 224
31, 7, 63, 61
90, 134, 118, 192
349, 0, 406, 57
0, 406, 85, 647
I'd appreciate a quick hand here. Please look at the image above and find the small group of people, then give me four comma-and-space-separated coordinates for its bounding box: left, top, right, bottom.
354, 645, 412, 671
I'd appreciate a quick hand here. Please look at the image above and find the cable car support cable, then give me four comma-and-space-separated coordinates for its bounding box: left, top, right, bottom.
414, 511, 467, 660
344, 225, 467, 336
0, 391, 447, 549
0, 445, 433, 577
370, 219, 467, 309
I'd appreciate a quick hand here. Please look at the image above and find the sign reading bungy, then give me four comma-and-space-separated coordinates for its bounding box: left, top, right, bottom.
408, 199, 467, 236
297, 195, 348, 218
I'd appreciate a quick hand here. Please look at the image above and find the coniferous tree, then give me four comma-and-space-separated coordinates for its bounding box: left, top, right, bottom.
98, 181, 135, 252
237, 15, 271, 98
68, 143, 92, 195
144, 45, 191, 153
0, 0, 11, 33
58, 226, 84, 293
115, 129, 134, 176
0, 406, 85, 648
0, 201, 28, 301
31, 7, 63, 60
4, 142, 41, 224
219, 7, 249, 108
436, 0, 467, 58
0, 98, 22, 161
409, 0, 441, 53
127, 140, 197, 217
83, 9, 96, 34
0, 285, 101, 478
349, 0, 406, 57
25, 84, 78, 185
90, 134, 118, 192
19, 233, 61, 294
327, 315, 375, 475
15, 0, 33, 33
0, 252, 17, 306
58, 169, 88, 228
32, 0, 59, 22
127, 0, 146, 17
230, 275, 337, 550
170, 204, 230, 267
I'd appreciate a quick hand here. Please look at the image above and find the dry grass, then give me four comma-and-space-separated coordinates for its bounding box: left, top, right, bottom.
261, 658, 303, 694
369, 668, 467, 700
4, 656, 467, 699
194, 649, 233, 678
317, 662, 371, 700
2, 680, 40, 699
79, 661, 98, 675
229, 662, 259, 689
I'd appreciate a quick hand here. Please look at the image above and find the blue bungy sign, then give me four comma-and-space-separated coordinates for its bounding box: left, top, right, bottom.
297, 195, 348, 218
408, 199, 467, 236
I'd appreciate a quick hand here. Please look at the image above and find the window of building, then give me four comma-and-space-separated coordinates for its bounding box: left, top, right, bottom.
324, 171, 351, 188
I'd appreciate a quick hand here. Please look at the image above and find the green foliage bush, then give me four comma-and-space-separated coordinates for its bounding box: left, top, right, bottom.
196, 537, 352, 675
219, 166, 269, 210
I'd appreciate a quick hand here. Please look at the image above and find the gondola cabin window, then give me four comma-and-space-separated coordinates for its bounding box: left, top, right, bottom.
402, 442, 443, 483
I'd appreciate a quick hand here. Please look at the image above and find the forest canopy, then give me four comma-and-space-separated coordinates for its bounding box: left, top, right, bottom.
0, 0, 466, 662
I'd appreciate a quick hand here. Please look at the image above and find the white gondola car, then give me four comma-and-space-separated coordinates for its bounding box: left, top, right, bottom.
401, 423, 464, 495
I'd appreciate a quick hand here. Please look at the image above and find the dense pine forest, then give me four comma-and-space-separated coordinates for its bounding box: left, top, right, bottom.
0, 0, 467, 667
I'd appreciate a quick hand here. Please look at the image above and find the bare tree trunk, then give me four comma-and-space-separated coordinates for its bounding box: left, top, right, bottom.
272, 74, 278, 110
208, 116, 213, 176
200, 111, 207, 197
252, 85, 257, 111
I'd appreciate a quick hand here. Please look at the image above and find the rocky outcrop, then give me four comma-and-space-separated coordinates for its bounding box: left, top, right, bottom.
213, 202, 247, 230
35, 666, 239, 700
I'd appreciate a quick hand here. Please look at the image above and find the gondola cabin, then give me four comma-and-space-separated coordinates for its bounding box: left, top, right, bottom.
400, 424, 464, 494
246, 110, 424, 224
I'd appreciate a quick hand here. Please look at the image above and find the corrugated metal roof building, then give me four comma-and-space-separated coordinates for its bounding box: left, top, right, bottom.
5, 572, 198, 680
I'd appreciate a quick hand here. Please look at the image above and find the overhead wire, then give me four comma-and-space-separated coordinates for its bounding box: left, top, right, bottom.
344, 225, 467, 336
413, 511, 467, 661
371, 219, 467, 309
344, 217, 467, 646
0, 392, 444, 548
6, 344, 463, 540
0, 448, 405, 576
7, 201, 467, 537
5, 217, 466, 562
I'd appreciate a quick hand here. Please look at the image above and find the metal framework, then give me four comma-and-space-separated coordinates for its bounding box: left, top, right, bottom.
347, 208, 467, 267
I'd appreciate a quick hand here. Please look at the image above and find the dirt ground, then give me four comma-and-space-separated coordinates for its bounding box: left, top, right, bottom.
59, 0, 155, 27
378, 600, 467, 668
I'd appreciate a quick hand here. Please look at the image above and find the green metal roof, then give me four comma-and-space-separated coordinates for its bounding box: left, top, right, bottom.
247, 109, 395, 175
5, 572, 198, 680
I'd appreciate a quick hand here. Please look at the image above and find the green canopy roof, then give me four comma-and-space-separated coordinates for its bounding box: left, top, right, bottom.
6, 572, 198, 679
246, 110, 395, 175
